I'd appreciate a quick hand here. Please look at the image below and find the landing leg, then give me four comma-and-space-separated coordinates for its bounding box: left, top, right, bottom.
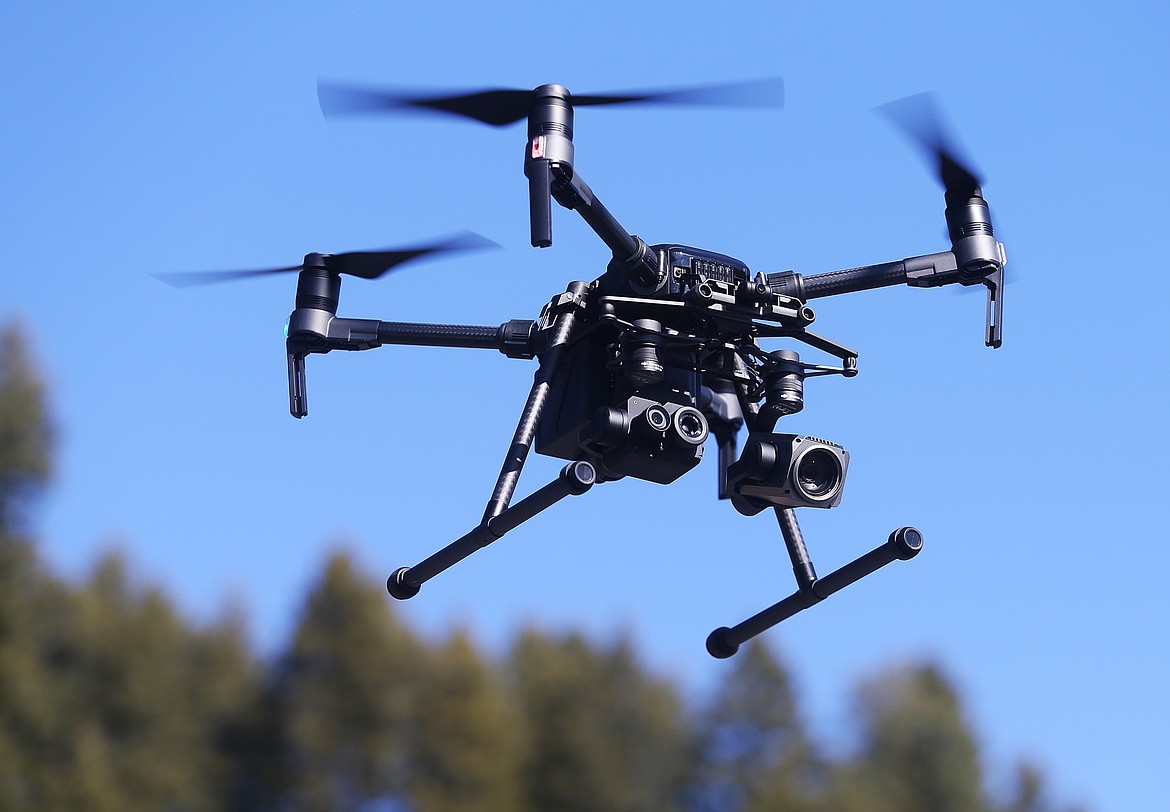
707, 511, 923, 658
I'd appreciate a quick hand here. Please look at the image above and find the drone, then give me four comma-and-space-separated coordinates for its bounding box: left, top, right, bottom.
167, 79, 1005, 658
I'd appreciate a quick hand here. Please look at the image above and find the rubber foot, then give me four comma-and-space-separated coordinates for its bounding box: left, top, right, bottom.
706, 627, 739, 659
888, 526, 924, 560
386, 567, 421, 600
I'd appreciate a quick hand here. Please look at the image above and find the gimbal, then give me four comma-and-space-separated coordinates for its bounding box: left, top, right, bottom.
282, 84, 1006, 657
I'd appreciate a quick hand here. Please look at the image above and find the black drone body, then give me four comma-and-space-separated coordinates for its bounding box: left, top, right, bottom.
180, 80, 1007, 658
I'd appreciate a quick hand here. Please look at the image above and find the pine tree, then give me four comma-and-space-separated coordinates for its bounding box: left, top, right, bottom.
0, 324, 69, 810
267, 550, 423, 811
999, 761, 1088, 812
509, 629, 692, 812
1, 325, 258, 810
693, 638, 822, 812
52, 553, 258, 811
831, 662, 991, 812
408, 629, 524, 812
0, 324, 52, 536
0, 551, 258, 811
0, 541, 75, 811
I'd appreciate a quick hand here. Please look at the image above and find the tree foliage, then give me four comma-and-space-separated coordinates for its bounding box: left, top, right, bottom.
509, 630, 692, 812
0, 322, 1088, 812
265, 552, 422, 811
0, 324, 52, 537
692, 638, 821, 812
409, 629, 523, 812
830, 662, 993, 812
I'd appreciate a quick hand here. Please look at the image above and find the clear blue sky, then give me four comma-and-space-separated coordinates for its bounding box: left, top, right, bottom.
3, 2, 1167, 809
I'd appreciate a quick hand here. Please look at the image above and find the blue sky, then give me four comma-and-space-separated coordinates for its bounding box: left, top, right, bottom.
3, 2, 1168, 809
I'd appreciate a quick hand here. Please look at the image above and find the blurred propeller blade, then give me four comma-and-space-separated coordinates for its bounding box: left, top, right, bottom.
156, 232, 496, 287
572, 77, 785, 109
155, 264, 305, 288
328, 231, 498, 279
319, 77, 783, 126
878, 92, 982, 197
319, 80, 535, 126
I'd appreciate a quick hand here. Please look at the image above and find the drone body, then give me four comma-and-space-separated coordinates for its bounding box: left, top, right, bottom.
177, 80, 1006, 657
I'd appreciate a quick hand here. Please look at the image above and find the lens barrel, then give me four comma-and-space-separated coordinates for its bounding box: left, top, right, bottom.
794, 446, 843, 502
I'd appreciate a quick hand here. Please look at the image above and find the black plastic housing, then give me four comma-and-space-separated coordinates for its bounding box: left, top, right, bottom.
536, 330, 706, 484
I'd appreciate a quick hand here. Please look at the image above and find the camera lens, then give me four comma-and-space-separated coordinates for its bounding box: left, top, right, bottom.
795, 447, 842, 500
644, 404, 670, 432
671, 406, 709, 446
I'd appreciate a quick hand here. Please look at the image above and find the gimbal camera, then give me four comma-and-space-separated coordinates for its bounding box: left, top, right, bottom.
173, 80, 1005, 657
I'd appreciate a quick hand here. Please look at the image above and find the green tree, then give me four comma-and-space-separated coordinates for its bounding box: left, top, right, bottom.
999, 761, 1088, 812
693, 638, 822, 812
0, 324, 52, 536
53, 553, 258, 811
267, 550, 423, 811
0, 540, 75, 811
0, 324, 68, 810
1, 325, 259, 810
831, 662, 990, 812
408, 629, 524, 812
0, 550, 258, 811
509, 629, 692, 812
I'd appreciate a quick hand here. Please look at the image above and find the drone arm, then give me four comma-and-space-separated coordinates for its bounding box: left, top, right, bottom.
795, 249, 1004, 297
291, 313, 537, 356
773, 246, 1003, 348
376, 319, 537, 358
286, 317, 538, 418
796, 259, 911, 299
551, 167, 663, 290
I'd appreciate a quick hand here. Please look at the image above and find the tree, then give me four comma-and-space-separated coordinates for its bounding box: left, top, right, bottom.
0, 324, 52, 537
267, 550, 424, 811
999, 761, 1088, 812
508, 629, 692, 812
407, 629, 524, 812
0, 549, 258, 811
0, 324, 68, 810
56, 554, 258, 811
831, 662, 991, 812
0, 326, 260, 810
692, 638, 822, 812
0, 540, 75, 812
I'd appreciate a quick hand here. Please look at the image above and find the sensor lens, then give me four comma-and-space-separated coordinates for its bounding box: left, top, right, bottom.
672, 407, 709, 446
644, 404, 670, 432
795, 448, 842, 500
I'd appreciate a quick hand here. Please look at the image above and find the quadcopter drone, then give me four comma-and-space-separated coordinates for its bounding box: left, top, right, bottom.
170, 79, 1005, 658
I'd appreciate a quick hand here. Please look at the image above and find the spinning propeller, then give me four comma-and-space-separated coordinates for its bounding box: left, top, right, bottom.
319, 77, 780, 251
879, 91, 983, 200
878, 92, 1006, 346
317, 77, 785, 125
156, 232, 496, 287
